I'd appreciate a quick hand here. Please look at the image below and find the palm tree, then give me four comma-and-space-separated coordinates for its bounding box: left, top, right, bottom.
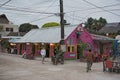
84, 17, 107, 31
84, 17, 94, 30
96, 17, 107, 31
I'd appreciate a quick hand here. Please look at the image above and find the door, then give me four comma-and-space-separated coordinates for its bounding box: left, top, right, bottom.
77, 45, 83, 59
46, 44, 50, 57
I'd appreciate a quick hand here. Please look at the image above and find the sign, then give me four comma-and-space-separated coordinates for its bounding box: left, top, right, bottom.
69, 54, 76, 57
60, 45, 66, 52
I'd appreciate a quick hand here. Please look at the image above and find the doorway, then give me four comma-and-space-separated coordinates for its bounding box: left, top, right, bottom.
46, 44, 50, 57
77, 45, 83, 59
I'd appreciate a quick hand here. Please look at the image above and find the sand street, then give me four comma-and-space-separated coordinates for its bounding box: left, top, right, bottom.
0, 53, 120, 80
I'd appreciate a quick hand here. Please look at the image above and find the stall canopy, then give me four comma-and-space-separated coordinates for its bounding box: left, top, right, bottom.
16, 25, 77, 43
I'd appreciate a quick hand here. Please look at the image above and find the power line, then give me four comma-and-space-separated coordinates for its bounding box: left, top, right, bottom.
65, 8, 120, 24
43, 0, 57, 12
0, 3, 59, 14
65, 14, 84, 21
28, 0, 57, 23
82, 0, 120, 17
0, 0, 58, 15
1, 6, 58, 15
29, 15, 55, 23
65, 3, 120, 13
0, 0, 11, 7
0, 10, 31, 15
66, 3, 120, 10
15, 0, 57, 11
0, 0, 59, 24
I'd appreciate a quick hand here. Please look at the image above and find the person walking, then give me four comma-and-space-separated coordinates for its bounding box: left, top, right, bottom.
41, 47, 46, 64
86, 49, 94, 72
102, 54, 108, 72
94, 52, 98, 62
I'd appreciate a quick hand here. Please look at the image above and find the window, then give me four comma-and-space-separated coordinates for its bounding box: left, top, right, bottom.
6, 28, 9, 31
6, 28, 13, 32
68, 46, 70, 52
10, 28, 13, 32
67, 45, 74, 53
68, 38, 73, 45
76, 31, 81, 39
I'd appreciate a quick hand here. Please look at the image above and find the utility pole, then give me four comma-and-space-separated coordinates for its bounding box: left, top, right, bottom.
59, 0, 64, 42
52, 0, 65, 65
59, 0, 65, 64
60, 0, 66, 52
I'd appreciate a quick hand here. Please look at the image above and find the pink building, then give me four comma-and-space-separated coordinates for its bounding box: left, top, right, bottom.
16, 24, 116, 60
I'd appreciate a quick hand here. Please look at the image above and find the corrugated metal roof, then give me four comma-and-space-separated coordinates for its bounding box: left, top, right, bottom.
2, 36, 22, 39
98, 22, 120, 33
105, 22, 119, 27
91, 34, 115, 41
16, 25, 77, 43
91, 34, 116, 43
9, 38, 20, 43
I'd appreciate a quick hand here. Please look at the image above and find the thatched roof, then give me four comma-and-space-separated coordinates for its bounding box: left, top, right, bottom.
98, 22, 120, 34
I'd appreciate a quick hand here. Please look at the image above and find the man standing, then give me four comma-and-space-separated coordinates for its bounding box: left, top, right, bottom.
86, 49, 94, 72
41, 47, 46, 64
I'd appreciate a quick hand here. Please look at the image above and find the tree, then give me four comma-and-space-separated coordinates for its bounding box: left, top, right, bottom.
19, 23, 39, 32
84, 17, 94, 30
42, 22, 60, 28
1, 39, 9, 49
96, 17, 107, 31
84, 17, 107, 31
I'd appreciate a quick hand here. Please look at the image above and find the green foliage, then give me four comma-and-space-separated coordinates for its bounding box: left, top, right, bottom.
84, 17, 107, 31
78, 42, 86, 58
42, 22, 60, 28
84, 17, 94, 30
80, 42, 86, 49
1, 39, 9, 49
19, 23, 39, 32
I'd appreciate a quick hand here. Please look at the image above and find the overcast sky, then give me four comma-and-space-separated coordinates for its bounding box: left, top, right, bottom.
0, 0, 120, 27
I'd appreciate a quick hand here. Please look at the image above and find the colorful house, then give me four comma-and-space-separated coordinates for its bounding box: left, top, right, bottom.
16, 24, 116, 60
115, 35, 120, 55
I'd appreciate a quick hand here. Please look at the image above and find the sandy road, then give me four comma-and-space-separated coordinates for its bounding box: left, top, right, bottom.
0, 53, 120, 80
